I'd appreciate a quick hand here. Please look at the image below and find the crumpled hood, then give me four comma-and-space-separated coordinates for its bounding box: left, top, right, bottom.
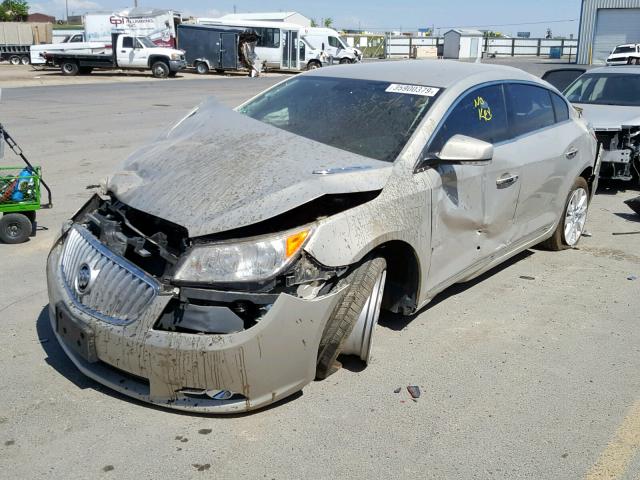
104, 98, 392, 238
575, 103, 640, 130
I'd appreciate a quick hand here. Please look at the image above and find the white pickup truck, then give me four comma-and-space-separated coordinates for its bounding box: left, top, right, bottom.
606, 44, 640, 65
46, 33, 186, 78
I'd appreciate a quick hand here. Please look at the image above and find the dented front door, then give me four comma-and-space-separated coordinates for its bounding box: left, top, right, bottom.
423, 84, 521, 292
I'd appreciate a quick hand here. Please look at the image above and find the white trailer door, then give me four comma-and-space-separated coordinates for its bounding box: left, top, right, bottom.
592, 8, 640, 64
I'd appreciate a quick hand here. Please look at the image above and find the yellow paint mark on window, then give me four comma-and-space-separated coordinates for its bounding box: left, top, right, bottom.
584, 399, 640, 480
474, 96, 492, 122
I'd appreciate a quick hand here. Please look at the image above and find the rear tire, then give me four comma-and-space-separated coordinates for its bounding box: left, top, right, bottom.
9, 55, 20, 65
151, 61, 169, 78
61, 61, 79, 76
20, 55, 29, 65
541, 177, 590, 251
195, 62, 209, 74
0, 213, 32, 244
316, 256, 387, 380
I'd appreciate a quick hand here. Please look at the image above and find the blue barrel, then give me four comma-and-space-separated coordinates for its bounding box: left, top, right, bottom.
549, 47, 563, 59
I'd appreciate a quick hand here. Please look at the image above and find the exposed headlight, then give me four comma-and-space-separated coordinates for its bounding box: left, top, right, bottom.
174, 228, 312, 284
171, 53, 181, 60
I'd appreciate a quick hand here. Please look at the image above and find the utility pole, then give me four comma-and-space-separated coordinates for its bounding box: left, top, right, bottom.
65, 0, 69, 23
134, 0, 138, 7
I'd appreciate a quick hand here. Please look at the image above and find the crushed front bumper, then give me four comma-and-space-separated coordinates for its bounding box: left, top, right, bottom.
169, 59, 187, 72
46, 230, 344, 413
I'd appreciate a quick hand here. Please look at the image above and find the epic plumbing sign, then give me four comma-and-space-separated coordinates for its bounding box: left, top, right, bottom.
84, 10, 176, 47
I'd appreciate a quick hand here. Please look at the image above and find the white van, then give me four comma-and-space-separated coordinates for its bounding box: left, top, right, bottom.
196, 18, 327, 71
301, 27, 361, 64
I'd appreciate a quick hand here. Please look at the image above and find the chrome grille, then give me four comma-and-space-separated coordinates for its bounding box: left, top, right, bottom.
60, 226, 159, 325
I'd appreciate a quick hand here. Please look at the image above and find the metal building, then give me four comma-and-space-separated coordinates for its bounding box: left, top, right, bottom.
443, 29, 484, 59
577, 0, 640, 64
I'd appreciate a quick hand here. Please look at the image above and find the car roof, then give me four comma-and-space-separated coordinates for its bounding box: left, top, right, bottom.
305, 60, 540, 89
588, 66, 640, 75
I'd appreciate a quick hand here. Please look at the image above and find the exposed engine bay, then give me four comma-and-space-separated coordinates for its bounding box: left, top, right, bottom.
596, 127, 640, 182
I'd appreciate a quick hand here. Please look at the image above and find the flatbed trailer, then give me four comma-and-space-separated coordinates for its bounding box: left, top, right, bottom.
0, 45, 30, 65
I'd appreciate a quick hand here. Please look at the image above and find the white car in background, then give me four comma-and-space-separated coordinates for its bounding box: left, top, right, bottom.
606, 43, 640, 65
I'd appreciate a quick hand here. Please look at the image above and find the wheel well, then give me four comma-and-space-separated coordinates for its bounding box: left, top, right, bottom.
308, 59, 321, 68
371, 240, 421, 315
148, 56, 169, 67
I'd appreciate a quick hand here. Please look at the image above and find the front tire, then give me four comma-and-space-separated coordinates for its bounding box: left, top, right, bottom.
542, 177, 589, 250
0, 213, 32, 244
339, 57, 352, 64
151, 61, 169, 78
20, 55, 29, 65
316, 256, 387, 379
306, 60, 321, 70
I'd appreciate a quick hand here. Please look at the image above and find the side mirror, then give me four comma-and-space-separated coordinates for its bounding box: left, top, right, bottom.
415, 134, 493, 173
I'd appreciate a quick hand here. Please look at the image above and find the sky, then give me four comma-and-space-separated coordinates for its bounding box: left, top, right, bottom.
29, 0, 583, 37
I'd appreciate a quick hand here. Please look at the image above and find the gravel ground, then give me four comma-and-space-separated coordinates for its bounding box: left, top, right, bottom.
0, 67, 638, 480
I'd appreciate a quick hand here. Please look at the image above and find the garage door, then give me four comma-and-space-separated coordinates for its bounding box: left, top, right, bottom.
592, 8, 640, 64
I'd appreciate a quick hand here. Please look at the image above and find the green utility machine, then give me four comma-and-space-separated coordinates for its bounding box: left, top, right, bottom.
0, 123, 52, 243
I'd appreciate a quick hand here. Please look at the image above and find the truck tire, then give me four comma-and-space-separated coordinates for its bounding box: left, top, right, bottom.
339, 57, 352, 64
151, 61, 169, 78
306, 60, 322, 70
61, 61, 79, 76
0, 213, 32, 244
9, 55, 20, 65
316, 256, 387, 380
20, 55, 29, 65
540, 177, 590, 251
195, 62, 209, 74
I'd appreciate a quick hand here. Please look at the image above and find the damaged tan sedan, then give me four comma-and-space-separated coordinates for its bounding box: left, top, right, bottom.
47, 61, 598, 413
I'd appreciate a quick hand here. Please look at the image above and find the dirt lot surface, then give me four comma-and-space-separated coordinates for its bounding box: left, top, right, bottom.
0, 64, 287, 88
0, 62, 639, 479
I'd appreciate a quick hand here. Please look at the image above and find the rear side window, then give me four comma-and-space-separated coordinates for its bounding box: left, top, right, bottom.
505, 84, 555, 137
551, 93, 570, 123
429, 84, 509, 153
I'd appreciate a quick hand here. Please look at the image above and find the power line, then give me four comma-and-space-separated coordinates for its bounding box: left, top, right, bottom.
342, 18, 578, 31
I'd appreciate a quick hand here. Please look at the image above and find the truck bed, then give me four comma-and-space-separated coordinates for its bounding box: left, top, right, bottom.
46, 51, 116, 68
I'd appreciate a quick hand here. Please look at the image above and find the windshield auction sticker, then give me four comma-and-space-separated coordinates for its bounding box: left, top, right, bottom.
386, 84, 440, 96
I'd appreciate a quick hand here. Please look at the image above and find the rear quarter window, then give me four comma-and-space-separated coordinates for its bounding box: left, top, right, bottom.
551, 93, 570, 123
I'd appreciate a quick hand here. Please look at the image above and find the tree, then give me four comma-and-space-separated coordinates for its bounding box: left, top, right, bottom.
0, 0, 29, 21
323, 17, 333, 28
310, 18, 318, 28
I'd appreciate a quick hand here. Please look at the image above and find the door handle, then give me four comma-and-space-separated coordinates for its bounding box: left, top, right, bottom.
121, 50, 126, 53
565, 147, 579, 159
496, 173, 519, 188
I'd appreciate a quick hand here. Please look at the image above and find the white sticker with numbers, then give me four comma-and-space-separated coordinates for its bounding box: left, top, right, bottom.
385, 84, 440, 96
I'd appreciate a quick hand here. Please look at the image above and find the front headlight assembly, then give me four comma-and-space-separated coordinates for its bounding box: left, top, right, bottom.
173, 228, 312, 284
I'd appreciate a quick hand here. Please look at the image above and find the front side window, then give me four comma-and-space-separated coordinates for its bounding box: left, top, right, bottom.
428, 84, 509, 154
70, 34, 83, 43
564, 73, 640, 107
505, 84, 555, 137
239, 76, 440, 162
122, 37, 134, 48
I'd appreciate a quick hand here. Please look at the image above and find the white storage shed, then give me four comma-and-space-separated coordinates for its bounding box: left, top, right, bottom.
443, 29, 484, 59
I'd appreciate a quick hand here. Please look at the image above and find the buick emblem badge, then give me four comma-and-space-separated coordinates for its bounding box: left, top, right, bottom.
75, 263, 93, 295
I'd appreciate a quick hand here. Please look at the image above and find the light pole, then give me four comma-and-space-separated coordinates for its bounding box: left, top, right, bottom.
65, 0, 68, 23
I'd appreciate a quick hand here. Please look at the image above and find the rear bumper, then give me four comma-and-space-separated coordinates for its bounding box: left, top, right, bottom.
46, 236, 344, 413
